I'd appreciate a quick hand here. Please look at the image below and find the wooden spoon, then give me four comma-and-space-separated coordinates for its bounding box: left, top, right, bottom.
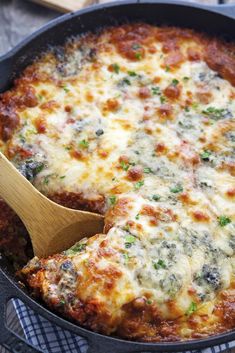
0, 153, 104, 258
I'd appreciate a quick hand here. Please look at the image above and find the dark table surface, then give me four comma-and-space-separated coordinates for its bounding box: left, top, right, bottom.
0, 0, 59, 57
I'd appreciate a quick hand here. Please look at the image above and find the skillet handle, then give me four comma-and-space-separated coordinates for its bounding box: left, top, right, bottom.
0, 269, 43, 353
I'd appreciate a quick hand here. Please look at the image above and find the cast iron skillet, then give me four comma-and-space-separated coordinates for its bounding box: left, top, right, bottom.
0, 1, 235, 352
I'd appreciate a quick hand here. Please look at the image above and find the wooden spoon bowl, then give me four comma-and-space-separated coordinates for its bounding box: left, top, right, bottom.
0, 153, 104, 258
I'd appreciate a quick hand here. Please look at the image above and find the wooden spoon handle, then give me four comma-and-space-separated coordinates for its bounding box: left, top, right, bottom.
29, 0, 92, 13
0, 153, 46, 221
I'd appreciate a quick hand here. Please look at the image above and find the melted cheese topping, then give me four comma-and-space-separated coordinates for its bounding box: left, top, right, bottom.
1, 24, 235, 341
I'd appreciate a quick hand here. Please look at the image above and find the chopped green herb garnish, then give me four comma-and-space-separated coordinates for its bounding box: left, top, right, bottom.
200, 150, 212, 161
152, 194, 161, 201
19, 134, 26, 143
123, 78, 131, 86
26, 128, 37, 136
38, 94, 44, 101
153, 259, 166, 270
120, 160, 129, 171
146, 299, 153, 305
60, 299, 66, 305
170, 184, 183, 193
34, 163, 44, 175
183, 76, 190, 81
218, 216, 232, 227
144, 167, 153, 174
135, 52, 142, 60
165, 65, 170, 72
109, 195, 117, 205
202, 107, 227, 120
123, 224, 130, 232
185, 106, 190, 112
66, 243, 86, 254
79, 139, 89, 148
111, 63, 120, 74
43, 175, 51, 185
65, 146, 72, 151
186, 302, 197, 316
74, 243, 86, 252
123, 253, 130, 262
128, 71, 137, 77
192, 102, 199, 109
62, 85, 70, 93
125, 235, 136, 248
60, 175, 66, 179
19, 160, 45, 181
160, 95, 166, 104
134, 180, 144, 190
151, 86, 160, 95
172, 79, 179, 86
135, 213, 140, 220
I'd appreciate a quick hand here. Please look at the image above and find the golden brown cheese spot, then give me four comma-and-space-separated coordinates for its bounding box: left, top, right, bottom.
162, 39, 179, 53
104, 197, 132, 232
179, 141, 200, 166
103, 98, 120, 113
34, 117, 47, 134
110, 24, 153, 61
64, 105, 73, 113
0, 85, 38, 141
187, 47, 201, 61
97, 149, 109, 159
138, 87, 151, 99
70, 149, 85, 161
140, 205, 177, 223
127, 166, 143, 181
97, 241, 116, 258
164, 84, 181, 100
116, 41, 145, 61
205, 40, 235, 87
0, 106, 19, 142
214, 291, 235, 330
192, 210, 210, 222
118, 155, 129, 165
157, 104, 173, 119
155, 142, 168, 155
40, 100, 59, 112
7, 144, 33, 159
226, 188, 235, 198
195, 87, 213, 104
164, 51, 184, 69
148, 46, 157, 54
179, 193, 197, 206
217, 162, 235, 177
85, 92, 94, 103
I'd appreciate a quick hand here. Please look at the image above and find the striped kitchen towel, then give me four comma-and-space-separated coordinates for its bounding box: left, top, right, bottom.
5, 299, 234, 353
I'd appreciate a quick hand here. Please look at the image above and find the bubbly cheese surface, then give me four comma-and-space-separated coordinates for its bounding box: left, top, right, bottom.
0, 23, 235, 341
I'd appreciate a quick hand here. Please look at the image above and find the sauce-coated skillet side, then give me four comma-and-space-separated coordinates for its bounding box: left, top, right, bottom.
0, 23, 235, 342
